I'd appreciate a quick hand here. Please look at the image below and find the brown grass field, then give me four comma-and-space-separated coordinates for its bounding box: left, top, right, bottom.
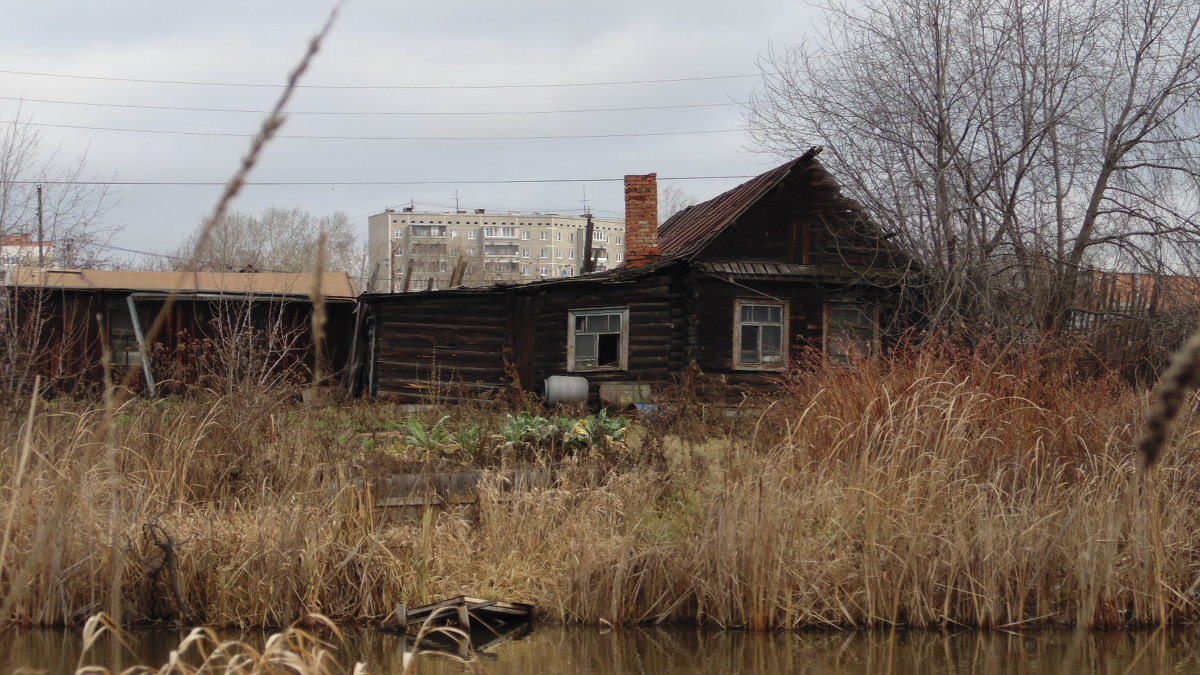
2, 339, 1198, 633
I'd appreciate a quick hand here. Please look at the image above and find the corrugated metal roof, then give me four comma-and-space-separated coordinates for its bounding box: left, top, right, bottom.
658, 155, 805, 259
4, 268, 358, 300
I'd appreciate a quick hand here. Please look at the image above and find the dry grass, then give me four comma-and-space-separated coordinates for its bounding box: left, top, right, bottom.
3, 342, 1200, 631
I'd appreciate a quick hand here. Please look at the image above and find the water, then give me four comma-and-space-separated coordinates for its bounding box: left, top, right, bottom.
5, 624, 1200, 674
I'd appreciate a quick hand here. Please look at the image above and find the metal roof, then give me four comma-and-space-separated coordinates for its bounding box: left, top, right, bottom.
658, 155, 806, 260
4, 268, 358, 300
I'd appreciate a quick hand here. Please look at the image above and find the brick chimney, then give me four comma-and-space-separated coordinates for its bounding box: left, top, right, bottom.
623, 173, 659, 267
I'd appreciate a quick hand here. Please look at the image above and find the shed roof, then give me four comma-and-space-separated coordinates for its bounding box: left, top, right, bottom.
4, 268, 357, 300
658, 153, 809, 260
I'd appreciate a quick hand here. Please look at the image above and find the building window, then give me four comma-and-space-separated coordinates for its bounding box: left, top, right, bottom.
484, 226, 517, 238
569, 307, 628, 372
540, 232, 549, 241
735, 300, 787, 370
521, 248, 530, 258
521, 266, 530, 275
555, 250, 563, 259
451, 230, 460, 238
393, 230, 404, 239
594, 231, 607, 242
824, 302, 879, 364
539, 249, 549, 258
522, 231, 531, 240
569, 232, 575, 243
568, 250, 574, 259
556, 231, 562, 241
615, 252, 623, 262
468, 230, 477, 240
411, 225, 446, 237
539, 265, 549, 276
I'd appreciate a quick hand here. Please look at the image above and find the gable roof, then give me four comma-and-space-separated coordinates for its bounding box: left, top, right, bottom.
4, 268, 358, 300
658, 151, 814, 260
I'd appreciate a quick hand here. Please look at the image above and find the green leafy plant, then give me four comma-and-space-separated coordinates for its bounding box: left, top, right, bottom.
500, 412, 560, 451
404, 415, 452, 455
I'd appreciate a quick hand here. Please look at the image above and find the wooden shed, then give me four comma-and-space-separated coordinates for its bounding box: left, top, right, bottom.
2, 268, 357, 394
357, 151, 913, 402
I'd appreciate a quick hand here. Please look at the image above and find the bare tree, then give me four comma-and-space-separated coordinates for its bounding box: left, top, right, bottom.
168, 207, 360, 280
0, 109, 117, 267
660, 184, 698, 222
748, 0, 1200, 334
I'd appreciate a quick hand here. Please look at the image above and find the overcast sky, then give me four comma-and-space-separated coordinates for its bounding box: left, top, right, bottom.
1, 0, 819, 261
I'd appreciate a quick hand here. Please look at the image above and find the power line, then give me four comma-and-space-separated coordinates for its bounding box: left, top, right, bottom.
0, 94, 743, 116
15, 175, 755, 187
9, 119, 741, 141
0, 68, 757, 90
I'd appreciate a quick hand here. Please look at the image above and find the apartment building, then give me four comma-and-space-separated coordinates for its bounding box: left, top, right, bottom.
366, 209, 626, 292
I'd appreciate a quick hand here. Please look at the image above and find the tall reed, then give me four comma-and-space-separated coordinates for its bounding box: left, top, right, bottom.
2, 342, 1199, 630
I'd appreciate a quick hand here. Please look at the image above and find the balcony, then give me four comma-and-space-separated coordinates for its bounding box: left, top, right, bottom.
482, 226, 519, 239
483, 244, 520, 257
410, 225, 448, 238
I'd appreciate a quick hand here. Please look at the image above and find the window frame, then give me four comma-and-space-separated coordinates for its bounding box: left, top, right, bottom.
567, 306, 630, 373
732, 299, 789, 371
823, 301, 880, 364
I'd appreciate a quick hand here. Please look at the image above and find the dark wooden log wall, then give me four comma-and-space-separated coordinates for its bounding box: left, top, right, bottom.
6, 288, 351, 394
687, 274, 893, 392
524, 273, 680, 396
696, 169, 903, 271
372, 291, 510, 401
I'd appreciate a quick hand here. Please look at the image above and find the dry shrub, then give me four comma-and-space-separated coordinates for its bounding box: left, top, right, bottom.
5, 340, 1200, 631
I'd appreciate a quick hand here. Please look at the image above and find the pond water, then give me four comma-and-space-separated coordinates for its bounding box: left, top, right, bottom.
5, 624, 1200, 674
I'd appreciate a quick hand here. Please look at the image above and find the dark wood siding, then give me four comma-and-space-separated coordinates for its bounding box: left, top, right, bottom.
525, 273, 677, 396
373, 291, 509, 401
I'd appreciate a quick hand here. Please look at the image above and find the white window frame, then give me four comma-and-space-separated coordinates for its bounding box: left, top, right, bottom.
568, 307, 629, 372
733, 299, 789, 371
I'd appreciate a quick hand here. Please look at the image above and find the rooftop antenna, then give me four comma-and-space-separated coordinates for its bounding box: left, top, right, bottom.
581, 186, 590, 216
454, 190, 460, 213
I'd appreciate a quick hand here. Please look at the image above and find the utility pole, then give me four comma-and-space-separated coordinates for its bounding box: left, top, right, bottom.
36, 184, 44, 267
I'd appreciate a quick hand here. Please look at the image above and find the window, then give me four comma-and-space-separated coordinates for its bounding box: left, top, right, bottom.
555, 249, 563, 259
540, 232, 549, 241
556, 231, 562, 241
615, 252, 623, 262
522, 248, 530, 258
451, 230, 459, 238
468, 230, 477, 240
521, 231, 531, 240
484, 226, 517, 238
569, 232, 575, 243
735, 300, 787, 370
539, 249, 549, 258
569, 307, 628, 371
568, 250, 574, 259
539, 265, 549, 276
521, 266, 530, 276
825, 302, 879, 364
594, 231, 607, 242
411, 225, 446, 237
393, 230, 404, 239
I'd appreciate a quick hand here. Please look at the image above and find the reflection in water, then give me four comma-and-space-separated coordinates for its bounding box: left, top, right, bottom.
6, 625, 1200, 674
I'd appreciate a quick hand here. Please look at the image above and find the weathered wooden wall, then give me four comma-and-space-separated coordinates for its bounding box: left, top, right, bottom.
372, 290, 510, 401
5, 288, 352, 394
